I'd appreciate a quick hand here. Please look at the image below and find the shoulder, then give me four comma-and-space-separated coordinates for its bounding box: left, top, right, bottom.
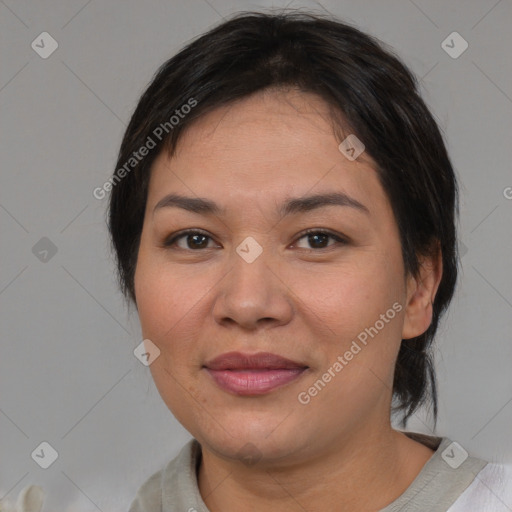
128, 467, 163, 512
385, 439, 512, 512
447, 462, 512, 512
128, 439, 201, 512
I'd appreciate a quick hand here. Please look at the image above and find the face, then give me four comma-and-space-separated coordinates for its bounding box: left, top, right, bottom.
134, 89, 431, 466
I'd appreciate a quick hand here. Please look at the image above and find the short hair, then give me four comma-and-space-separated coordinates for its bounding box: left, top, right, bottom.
108, 11, 459, 425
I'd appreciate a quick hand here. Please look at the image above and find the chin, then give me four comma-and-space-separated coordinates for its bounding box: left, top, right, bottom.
202, 433, 297, 465
191, 411, 312, 464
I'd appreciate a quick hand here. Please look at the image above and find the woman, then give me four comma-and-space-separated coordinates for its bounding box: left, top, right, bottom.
107, 11, 510, 512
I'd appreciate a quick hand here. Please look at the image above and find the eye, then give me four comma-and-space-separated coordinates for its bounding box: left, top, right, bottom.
163, 229, 218, 250
163, 228, 348, 251
293, 229, 348, 250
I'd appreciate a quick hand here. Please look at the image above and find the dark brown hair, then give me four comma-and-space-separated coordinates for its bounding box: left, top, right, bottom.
108, 10, 459, 425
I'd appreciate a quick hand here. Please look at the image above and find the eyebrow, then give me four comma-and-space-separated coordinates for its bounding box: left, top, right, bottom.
153, 192, 370, 217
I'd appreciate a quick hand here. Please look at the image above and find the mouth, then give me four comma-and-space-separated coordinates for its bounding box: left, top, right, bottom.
203, 351, 309, 395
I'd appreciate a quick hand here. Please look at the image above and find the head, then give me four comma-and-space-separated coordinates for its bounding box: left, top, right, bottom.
108, 11, 458, 462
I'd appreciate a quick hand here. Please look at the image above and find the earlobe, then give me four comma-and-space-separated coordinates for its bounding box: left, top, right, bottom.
402, 245, 443, 340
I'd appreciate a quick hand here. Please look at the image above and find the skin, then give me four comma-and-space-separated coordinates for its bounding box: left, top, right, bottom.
134, 88, 443, 511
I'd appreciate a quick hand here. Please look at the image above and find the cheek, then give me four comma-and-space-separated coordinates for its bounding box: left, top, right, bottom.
134, 259, 207, 426
298, 254, 403, 333
298, 254, 405, 384
134, 248, 202, 338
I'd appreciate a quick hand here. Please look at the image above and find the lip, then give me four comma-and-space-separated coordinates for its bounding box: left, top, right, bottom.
203, 351, 309, 395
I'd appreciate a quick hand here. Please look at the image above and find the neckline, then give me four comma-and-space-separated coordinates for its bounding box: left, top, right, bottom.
181, 434, 485, 512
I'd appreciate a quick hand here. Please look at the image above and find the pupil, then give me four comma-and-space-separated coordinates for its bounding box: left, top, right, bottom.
310, 233, 327, 248
189, 234, 207, 249
186, 233, 329, 249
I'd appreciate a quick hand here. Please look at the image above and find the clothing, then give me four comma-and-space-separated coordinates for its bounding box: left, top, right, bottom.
129, 434, 512, 511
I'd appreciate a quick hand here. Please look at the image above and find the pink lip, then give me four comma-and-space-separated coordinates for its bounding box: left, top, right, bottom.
204, 351, 308, 395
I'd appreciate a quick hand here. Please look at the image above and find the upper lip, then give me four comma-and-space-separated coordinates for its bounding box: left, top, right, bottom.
204, 351, 308, 371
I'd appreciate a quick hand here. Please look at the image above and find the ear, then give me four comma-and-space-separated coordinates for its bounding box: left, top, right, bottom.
402, 243, 443, 340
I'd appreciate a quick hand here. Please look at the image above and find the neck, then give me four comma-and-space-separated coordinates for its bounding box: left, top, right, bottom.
198, 425, 434, 512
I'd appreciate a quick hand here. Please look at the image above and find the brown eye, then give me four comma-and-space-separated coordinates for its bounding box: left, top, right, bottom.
164, 230, 217, 250
294, 230, 348, 250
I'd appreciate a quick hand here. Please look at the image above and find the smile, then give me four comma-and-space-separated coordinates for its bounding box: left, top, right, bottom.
205, 368, 308, 395
203, 351, 309, 395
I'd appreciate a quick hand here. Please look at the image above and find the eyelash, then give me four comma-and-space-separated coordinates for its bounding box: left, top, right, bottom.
162, 228, 349, 251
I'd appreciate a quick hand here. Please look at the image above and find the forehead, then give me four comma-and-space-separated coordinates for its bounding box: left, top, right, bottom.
146, 89, 385, 216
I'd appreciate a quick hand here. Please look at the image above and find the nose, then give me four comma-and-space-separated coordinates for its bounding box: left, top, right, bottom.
212, 245, 294, 331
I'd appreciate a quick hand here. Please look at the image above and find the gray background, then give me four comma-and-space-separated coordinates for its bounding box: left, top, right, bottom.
1, 0, 511, 510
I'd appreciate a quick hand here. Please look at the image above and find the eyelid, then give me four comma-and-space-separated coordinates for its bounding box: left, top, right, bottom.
163, 228, 217, 248
292, 228, 349, 249
163, 227, 349, 251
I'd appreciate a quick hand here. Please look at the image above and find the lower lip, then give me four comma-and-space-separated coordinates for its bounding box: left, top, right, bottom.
205, 368, 307, 395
